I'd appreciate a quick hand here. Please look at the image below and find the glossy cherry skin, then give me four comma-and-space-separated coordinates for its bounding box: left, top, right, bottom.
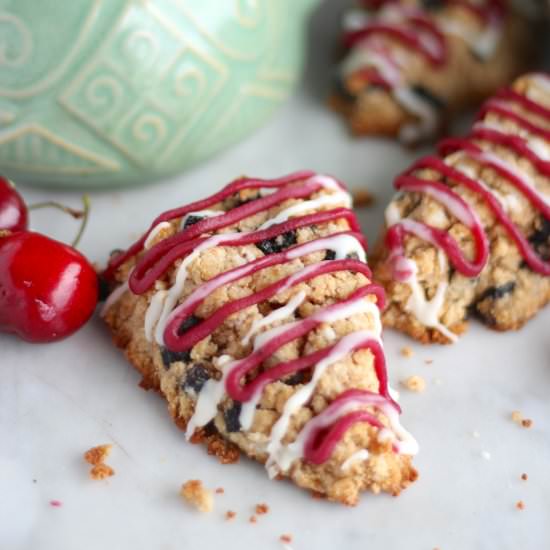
0, 176, 28, 232
0, 231, 98, 343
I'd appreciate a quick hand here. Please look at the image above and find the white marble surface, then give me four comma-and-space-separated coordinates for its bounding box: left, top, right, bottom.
2, 2, 550, 549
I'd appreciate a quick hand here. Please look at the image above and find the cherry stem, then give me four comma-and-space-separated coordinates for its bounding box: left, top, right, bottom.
28, 195, 91, 249
71, 195, 90, 249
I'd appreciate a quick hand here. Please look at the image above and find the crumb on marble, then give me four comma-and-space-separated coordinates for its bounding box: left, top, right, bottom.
521, 473, 528, 481
255, 503, 269, 515
521, 418, 533, 429
516, 500, 525, 510
84, 444, 115, 480
180, 480, 214, 513
352, 189, 375, 207
424, 359, 434, 365
249, 515, 257, 524
280, 534, 293, 544
225, 510, 236, 520
215, 487, 225, 494
90, 463, 115, 480
84, 444, 112, 466
400, 346, 414, 358
511, 410, 523, 424
401, 375, 426, 392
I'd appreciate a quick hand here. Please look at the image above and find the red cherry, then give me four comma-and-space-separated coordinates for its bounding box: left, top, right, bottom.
0, 231, 98, 343
0, 176, 28, 232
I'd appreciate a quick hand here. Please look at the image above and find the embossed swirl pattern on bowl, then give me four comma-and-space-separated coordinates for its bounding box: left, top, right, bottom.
0, 0, 317, 188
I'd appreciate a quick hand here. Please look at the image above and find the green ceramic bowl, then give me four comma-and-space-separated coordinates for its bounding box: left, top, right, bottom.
0, 0, 318, 188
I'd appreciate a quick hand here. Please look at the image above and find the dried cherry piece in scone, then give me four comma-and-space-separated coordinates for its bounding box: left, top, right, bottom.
224, 401, 242, 433
161, 347, 191, 367
183, 215, 204, 229
256, 231, 297, 255
182, 364, 211, 394
478, 282, 516, 302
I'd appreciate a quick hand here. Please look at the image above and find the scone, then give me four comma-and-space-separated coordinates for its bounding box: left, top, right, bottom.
101, 171, 418, 505
331, 0, 537, 144
372, 73, 550, 343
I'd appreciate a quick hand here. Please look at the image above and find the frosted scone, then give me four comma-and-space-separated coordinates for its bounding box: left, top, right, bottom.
331, 0, 535, 144
372, 73, 550, 343
102, 171, 418, 505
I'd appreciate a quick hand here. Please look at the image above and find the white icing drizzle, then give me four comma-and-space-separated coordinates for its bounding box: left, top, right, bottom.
241, 290, 306, 346
258, 189, 351, 231
402, 251, 456, 342
184, 358, 233, 439
531, 73, 550, 94
144, 221, 172, 249
341, 449, 370, 472
385, 203, 458, 342
342, 9, 371, 32
286, 233, 366, 262
439, 18, 499, 60
394, 86, 438, 144
144, 290, 168, 342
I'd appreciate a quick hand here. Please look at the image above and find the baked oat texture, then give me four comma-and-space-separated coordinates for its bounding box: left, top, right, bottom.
103, 178, 417, 505
331, 0, 535, 141
372, 73, 550, 343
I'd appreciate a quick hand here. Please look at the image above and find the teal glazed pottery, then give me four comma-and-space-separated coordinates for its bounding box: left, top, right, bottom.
0, 0, 319, 188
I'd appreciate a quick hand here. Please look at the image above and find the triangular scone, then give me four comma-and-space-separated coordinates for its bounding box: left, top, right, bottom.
331, 0, 535, 143
102, 171, 418, 505
372, 73, 550, 344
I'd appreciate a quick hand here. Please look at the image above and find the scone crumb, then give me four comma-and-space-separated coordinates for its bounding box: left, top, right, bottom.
215, 487, 225, 494
280, 534, 293, 544
180, 480, 213, 513
400, 346, 414, 358
511, 410, 523, 424
521, 473, 528, 481
521, 419, 533, 429
249, 515, 257, 524
401, 375, 426, 392
84, 444, 112, 466
90, 463, 115, 480
225, 510, 236, 521
352, 189, 374, 207
516, 500, 525, 510
255, 503, 269, 515
424, 359, 434, 365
